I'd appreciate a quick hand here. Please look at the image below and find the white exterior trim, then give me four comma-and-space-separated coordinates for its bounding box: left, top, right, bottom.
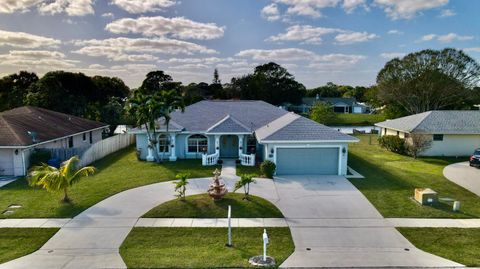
259, 139, 359, 143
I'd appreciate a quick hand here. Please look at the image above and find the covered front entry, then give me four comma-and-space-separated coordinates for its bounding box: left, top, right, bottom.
276, 147, 339, 175
220, 135, 239, 158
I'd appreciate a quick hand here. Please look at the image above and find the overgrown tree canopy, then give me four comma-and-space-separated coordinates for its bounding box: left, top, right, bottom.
0, 71, 38, 111
377, 48, 480, 115
228, 62, 306, 105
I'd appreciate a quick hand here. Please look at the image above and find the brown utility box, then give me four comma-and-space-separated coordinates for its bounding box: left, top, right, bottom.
414, 188, 438, 205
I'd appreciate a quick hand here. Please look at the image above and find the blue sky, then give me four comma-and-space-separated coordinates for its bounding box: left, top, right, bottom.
0, 0, 479, 88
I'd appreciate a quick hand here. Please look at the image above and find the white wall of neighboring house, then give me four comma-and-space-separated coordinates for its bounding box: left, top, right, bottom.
379, 127, 480, 156
0, 129, 105, 177
422, 134, 480, 156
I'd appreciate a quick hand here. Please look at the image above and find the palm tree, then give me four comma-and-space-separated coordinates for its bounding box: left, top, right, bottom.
157, 89, 185, 161
126, 90, 163, 162
173, 173, 189, 200
234, 174, 256, 200
28, 156, 96, 203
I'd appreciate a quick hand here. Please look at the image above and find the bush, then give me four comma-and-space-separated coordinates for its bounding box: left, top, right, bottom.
309, 102, 337, 125
260, 160, 276, 179
378, 135, 406, 154
29, 149, 51, 167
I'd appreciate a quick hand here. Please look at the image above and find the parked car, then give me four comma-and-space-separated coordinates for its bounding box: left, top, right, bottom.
470, 149, 480, 168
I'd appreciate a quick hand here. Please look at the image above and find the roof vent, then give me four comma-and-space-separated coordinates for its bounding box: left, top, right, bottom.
27, 131, 38, 143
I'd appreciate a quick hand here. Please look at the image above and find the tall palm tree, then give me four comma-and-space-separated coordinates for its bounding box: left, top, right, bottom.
126, 90, 164, 162
28, 156, 96, 203
157, 89, 185, 161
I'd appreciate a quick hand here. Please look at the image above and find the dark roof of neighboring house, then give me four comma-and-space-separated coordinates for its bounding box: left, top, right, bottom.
0, 106, 108, 147
375, 111, 480, 134
302, 97, 356, 107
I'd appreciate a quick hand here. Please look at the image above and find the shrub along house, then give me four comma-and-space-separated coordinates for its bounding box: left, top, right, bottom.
0, 106, 108, 177
130, 100, 358, 176
375, 111, 480, 156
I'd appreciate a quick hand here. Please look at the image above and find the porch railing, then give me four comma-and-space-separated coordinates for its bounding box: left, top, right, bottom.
202, 152, 219, 166
240, 153, 255, 166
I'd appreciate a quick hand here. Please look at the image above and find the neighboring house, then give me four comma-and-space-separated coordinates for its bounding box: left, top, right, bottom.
294, 96, 369, 114
129, 100, 358, 176
0, 106, 108, 176
375, 111, 480, 156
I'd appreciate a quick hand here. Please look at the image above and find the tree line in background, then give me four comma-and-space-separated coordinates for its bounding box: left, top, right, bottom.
1, 48, 479, 134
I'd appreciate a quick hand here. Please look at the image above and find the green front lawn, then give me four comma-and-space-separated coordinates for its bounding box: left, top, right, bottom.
143, 193, 283, 218
0, 147, 220, 218
120, 227, 294, 268
236, 165, 262, 177
330, 113, 387, 126
0, 228, 59, 264
348, 135, 479, 218
398, 228, 480, 266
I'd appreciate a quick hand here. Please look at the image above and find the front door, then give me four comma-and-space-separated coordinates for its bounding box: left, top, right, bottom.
220, 135, 239, 158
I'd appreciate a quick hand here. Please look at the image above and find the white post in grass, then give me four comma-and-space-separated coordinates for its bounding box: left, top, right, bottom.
227, 205, 232, 247
263, 229, 269, 262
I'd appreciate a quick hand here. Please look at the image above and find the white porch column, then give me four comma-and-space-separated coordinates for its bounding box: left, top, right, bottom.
146, 132, 155, 162
238, 135, 244, 156
215, 135, 220, 155
169, 133, 177, 161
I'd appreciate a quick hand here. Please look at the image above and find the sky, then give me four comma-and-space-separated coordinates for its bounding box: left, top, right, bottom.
0, 0, 479, 89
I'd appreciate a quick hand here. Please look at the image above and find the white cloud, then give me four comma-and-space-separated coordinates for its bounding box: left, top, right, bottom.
419, 33, 474, 43
0, 0, 43, 13
236, 48, 317, 61
342, 0, 367, 13
308, 54, 366, 70
464, 47, 480, 53
439, 9, 456, 17
275, 0, 340, 18
88, 64, 106, 69
105, 16, 225, 40
0, 29, 61, 48
380, 52, 406, 59
111, 0, 176, 14
334, 31, 378, 44
72, 37, 217, 62
38, 0, 94, 16
374, 0, 449, 20
0, 50, 78, 69
101, 12, 114, 18
387, 29, 403, 35
267, 25, 344, 44
261, 3, 281, 21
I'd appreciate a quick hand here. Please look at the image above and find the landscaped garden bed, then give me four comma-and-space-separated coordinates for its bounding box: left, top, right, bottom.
398, 228, 480, 266
0, 228, 59, 264
120, 227, 294, 268
143, 193, 283, 218
0, 147, 220, 219
348, 135, 479, 218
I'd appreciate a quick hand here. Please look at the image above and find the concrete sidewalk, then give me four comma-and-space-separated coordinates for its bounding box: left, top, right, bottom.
2, 217, 480, 228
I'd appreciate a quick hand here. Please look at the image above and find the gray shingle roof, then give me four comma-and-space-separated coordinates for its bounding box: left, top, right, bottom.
375, 111, 480, 134
169, 100, 288, 132
207, 115, 250, 133
259, 116, 358, 142
303, 97, 356, 107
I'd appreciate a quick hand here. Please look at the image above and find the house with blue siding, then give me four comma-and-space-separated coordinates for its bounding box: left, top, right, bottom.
129, 100, 358, 175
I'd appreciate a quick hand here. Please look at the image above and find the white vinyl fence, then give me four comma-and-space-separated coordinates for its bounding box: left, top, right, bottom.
78, 133, 135, 167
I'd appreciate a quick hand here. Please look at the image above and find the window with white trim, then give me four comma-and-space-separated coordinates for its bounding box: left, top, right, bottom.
158, 134, 170, 153
188, 134, 208, 153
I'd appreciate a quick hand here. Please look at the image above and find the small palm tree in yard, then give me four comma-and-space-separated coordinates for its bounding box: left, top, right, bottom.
173, 173, 189, 200
234, 174, 256, 200
28, 156, 96, 203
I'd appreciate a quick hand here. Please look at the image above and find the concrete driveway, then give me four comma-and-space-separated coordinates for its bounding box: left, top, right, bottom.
444, 162, 480, 197
251, 175, 463, 268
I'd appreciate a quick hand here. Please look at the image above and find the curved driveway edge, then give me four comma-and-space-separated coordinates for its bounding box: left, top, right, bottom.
0, 175, 463, 269
444, 161, 480, 197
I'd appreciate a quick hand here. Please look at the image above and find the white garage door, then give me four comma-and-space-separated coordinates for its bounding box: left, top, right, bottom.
0, 149, 14, 176
276, 147, 339, 175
